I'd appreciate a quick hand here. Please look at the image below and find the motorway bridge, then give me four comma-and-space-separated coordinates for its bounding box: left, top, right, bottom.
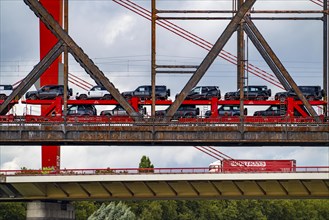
0, 168, 328, 201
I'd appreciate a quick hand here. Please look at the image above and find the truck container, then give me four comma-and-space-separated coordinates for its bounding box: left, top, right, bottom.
209, 159, 296, 173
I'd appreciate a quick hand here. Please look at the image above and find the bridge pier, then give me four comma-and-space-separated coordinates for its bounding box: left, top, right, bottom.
26, 201, 75, 220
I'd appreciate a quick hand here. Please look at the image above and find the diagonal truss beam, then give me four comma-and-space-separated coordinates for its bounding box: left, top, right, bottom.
0, 41, 64, 115
243, 18, 291, 91
24, 0, 140, 119
243, 16, 319, 120
165, 0, 257, 119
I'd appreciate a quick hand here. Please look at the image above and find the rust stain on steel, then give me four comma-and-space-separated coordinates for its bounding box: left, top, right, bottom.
0, 122, 328, 145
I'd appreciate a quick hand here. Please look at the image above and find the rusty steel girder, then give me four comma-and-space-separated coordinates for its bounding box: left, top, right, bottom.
0, 122, 328, 146
243, 17, 291, 91
243, 16, 320, 121
166, 0, 257, 120
23, 0, 140, 119
0, 41, 64, 115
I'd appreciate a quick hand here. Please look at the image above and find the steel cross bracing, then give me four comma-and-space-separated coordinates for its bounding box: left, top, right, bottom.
165, 0, 257, 120
113, 0, 284, 89
20, 0, 139, 119
1, 0, 327, 120
0, 41, 64, 115
146, 1, 328, 121
0, 1, 327, 125
242, 16, 319, 119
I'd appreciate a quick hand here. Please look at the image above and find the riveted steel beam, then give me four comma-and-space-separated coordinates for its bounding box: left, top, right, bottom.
237, 0, 245, 118
243, 18, 290, 90
0, 41, 64, 115
23, 0, 139, 119
324, 1, 328, 117
165, 0, 256, 120
243, 16, 319, 120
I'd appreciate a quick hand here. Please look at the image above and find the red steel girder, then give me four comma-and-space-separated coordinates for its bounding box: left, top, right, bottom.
21, 98, 327, 107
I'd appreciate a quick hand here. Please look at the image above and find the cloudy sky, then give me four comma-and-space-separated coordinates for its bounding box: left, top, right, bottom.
0, 0, 328, 170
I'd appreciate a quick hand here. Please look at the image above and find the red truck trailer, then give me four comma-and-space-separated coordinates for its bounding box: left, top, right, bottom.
209, 159, 296, 173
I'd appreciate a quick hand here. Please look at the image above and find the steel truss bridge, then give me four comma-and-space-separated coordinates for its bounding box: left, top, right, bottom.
0, 168, 328, 200
0, 0, 328, 146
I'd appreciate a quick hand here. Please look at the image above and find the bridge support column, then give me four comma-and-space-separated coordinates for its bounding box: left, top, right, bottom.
26, 201, 75, 220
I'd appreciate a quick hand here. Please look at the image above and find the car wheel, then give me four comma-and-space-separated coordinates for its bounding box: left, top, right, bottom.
79, 94, 88, 100
0, 94, 6, 100
257, 95, 265, 100
157, 113, 165, 118
307, 95, 315, 101
184, 113, 194, 118
30, 94, 38, 100
279, 95, 286, 102
103, 94, 112, 100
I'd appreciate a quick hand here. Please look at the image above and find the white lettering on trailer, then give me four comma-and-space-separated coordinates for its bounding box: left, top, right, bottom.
229, 161, 267, 167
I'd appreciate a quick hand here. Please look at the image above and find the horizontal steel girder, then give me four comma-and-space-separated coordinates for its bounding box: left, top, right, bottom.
0, 122, 328, 146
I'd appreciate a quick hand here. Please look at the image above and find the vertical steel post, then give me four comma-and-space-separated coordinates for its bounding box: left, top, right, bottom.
63, 0, 68, 118
324, 1, 328, 117
40, 0, 62, 171
151, 0, 156, 117
238, 0, 245, 118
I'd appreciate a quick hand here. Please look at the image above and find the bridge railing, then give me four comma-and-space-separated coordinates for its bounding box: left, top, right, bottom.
0, 166, 328, 176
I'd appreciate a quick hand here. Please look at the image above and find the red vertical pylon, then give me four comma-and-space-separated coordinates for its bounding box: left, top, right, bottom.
40, 0, 62, 171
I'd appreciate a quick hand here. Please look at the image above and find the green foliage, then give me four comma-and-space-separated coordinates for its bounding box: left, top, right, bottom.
139, 155, 154, 169
73, 201, 99, 220
260, 200, 329, 220
1, 199, 327, 220
88, 202, 135, 220
139, 201, 163, 220
0, 202, 26, 220
138, 155, 154, 173
124, 199, 329, 220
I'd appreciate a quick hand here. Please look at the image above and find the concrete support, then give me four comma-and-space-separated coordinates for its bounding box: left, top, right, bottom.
26, 201, 75, 220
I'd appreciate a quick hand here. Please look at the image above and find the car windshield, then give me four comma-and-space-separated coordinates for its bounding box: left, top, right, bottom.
114, 105, 124, 110
191, 87, 201, 93
0, 85, 12, 90
68, 106, 78, 111
299, 87, 317, 93
156, 86, 166, 92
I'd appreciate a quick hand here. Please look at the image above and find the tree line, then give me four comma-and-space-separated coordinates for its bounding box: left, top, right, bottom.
1, 199, 328, 220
